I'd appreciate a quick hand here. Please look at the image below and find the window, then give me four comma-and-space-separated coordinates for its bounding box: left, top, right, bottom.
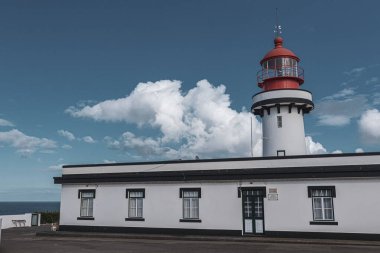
126, 189, 145, 220
277, 116, 282, 128
179, 188, 201, 222
308, 186, 336, 223
78, 190, 95, 218
277, 150, 285, 156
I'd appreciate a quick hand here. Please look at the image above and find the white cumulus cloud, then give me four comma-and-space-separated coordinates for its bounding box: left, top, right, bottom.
332, 150, 343, 154
57, 130, 76, 141
358, 109, 380, 143
68, 79, 329, 159
82, 136, 96, 143
0, 129, 57, 156
69, 80, 263, 159
105, 132, 176, 157
305, 136, 327, 155
67, 80, 186, 142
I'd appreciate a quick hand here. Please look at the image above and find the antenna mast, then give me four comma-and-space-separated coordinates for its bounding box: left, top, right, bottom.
250, 116, 253, 157
274, 8, 282, 38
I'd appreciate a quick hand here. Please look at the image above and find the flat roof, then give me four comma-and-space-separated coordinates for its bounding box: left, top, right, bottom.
63, 152, 380, 168
54, 152, 380, 184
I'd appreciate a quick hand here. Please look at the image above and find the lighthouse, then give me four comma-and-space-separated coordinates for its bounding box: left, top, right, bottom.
251, 35, 314, 157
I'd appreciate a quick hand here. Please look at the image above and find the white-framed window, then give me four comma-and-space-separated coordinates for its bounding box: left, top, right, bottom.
308, 186, 335, 221
180, 188, 201, 220
126, 189, 145, 219
78, 190, 95, 217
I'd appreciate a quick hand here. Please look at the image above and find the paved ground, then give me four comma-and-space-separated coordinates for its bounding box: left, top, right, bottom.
2, 226, 380, 253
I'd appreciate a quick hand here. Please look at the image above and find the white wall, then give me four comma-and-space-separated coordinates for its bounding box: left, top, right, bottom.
0, 214, 33, 229
263, 179, 380, 234
61, 178, 380, 234
262, 106, 306, 156
60, 182, 243, 230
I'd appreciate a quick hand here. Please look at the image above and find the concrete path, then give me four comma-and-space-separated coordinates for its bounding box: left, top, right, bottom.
1, 226, 380, 253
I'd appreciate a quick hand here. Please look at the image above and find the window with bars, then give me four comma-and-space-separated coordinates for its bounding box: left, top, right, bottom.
308, 186, 336, 221
254, 197, 263, 218
79, 190, 95, 217
126, 189, 145, 219
243, 196, 263, 218
180, 188, 201, 220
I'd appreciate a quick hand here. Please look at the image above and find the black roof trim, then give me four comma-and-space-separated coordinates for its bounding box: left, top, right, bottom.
62, 152, 380, 169
251, 97, 314, 110
55, 164, 380, 184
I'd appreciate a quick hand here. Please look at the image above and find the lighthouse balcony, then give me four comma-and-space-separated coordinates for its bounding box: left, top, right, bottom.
251, 89, 313, 116
257, 66, 304, 84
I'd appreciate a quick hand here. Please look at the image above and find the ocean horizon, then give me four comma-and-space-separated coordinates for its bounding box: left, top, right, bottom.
0, 201, 60, 215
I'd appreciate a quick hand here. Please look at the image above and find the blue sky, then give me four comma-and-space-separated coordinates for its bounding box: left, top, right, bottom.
1, 0, 380, 201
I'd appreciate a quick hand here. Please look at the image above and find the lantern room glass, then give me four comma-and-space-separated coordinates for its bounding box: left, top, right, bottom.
261, 57, 299, 79
262, 57, 298, 70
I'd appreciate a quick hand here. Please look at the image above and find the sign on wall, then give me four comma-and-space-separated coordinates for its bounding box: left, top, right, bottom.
268, 188, 278, 200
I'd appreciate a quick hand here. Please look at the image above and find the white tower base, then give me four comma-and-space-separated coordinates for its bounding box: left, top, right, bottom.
252, 89, 313, 157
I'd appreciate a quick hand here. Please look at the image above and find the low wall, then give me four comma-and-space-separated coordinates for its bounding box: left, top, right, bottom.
0, 213, 40, 229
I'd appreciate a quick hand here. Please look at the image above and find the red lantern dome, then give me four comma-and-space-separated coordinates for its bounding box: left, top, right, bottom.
257, 37, 304, 91
260, 37, 299, 64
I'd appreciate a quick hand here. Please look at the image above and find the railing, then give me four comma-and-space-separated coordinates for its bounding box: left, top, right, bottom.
257, 67, 304, 83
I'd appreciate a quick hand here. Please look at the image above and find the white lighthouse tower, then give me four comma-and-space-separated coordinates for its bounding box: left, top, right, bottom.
251, 35, 314, 157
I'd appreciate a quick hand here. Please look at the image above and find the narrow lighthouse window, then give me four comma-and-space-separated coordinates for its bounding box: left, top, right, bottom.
277, 116, 282, 128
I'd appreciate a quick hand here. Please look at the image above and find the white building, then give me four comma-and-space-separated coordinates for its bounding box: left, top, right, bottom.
55, 153, 380, 239
55, 36, 380, 239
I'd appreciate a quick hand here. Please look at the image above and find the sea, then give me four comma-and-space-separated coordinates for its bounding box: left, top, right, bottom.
0, 202, 60, 215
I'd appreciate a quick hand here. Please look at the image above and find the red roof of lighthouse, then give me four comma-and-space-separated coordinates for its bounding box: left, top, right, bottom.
260, 37, 300, 64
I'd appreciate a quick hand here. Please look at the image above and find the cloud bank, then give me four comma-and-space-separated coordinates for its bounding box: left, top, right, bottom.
316, 88, 369, 127
58, 129, 96, 144
68, 79, 326, 159
0, 129, 57, 156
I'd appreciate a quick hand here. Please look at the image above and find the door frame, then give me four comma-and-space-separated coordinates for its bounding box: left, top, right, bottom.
239, 187, 266, 235
31, 213, 39, 226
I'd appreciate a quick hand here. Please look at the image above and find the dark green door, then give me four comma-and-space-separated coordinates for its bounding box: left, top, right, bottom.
242, 188, 265, 235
